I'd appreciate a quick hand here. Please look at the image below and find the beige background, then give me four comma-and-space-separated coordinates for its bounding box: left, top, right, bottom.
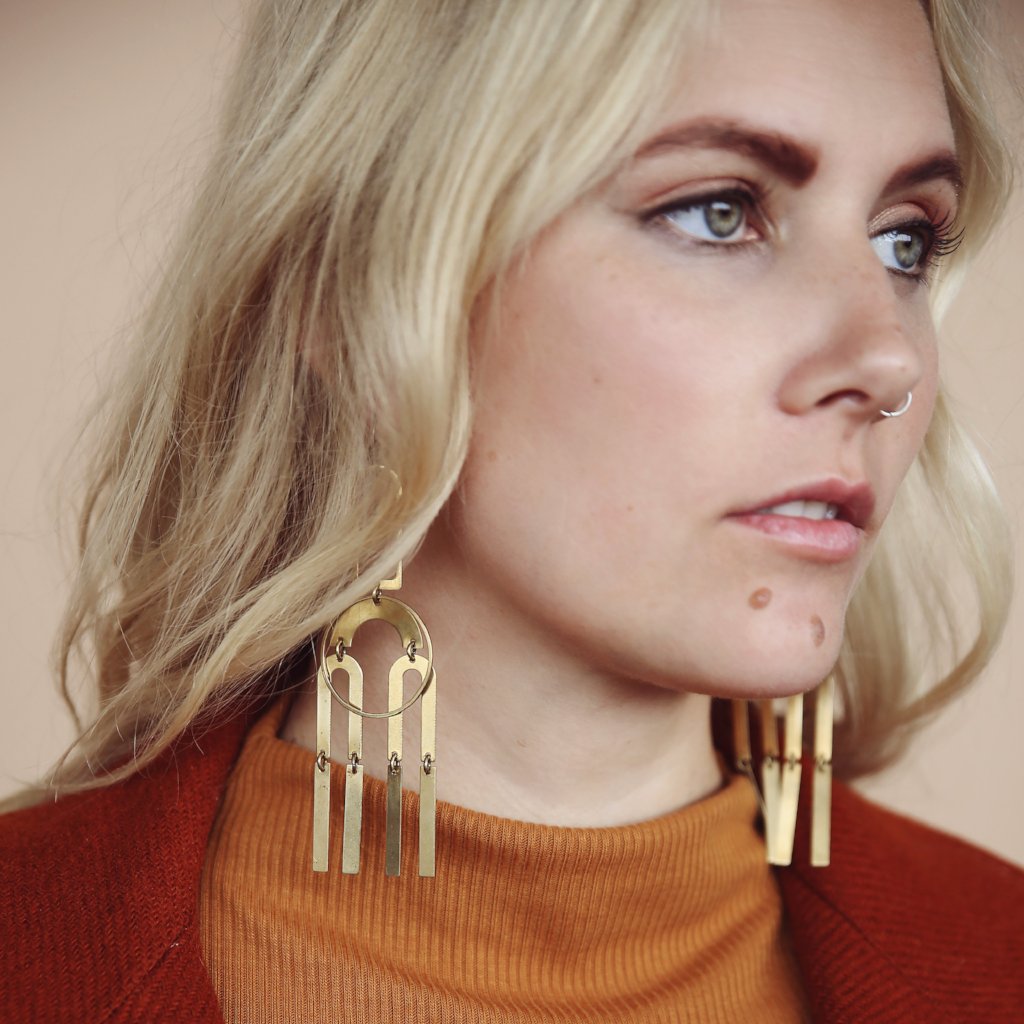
2, 2, 1023, 865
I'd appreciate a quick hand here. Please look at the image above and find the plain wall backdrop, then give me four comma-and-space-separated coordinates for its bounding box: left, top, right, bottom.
2, 1, 1023, 865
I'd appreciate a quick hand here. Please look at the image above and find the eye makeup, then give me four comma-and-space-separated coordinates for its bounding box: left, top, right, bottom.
642, 180, 963, 283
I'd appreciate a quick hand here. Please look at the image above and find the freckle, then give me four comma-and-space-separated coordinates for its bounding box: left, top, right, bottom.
810, 615, 825, 646
749, 588, 772, 609
626, 504, 634, 512
592, 374, 603, 385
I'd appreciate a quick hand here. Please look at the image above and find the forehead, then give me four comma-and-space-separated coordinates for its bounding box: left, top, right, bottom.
654, 0, 954, 162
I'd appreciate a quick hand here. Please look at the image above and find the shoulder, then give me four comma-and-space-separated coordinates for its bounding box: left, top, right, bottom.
0, 709, 250, 877
829, 779, 1024, 915
0, 713, 251, 1024
778, 779, 1024, 1022
843, 778, 1019, 876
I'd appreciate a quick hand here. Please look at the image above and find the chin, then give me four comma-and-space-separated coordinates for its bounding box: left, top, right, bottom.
711, 587, 849, 698
704, 641, 843, 701
638, 623, 845, 702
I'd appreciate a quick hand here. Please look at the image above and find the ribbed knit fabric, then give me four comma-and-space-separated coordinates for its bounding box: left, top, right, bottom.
199, 697, 808, 1022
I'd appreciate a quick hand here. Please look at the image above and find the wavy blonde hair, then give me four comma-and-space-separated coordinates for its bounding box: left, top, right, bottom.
13, 0, 1015, 805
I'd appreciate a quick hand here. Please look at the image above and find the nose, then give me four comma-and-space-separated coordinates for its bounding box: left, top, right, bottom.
776, 253, 929, 423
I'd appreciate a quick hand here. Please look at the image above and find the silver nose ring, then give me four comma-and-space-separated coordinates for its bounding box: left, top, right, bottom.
879, 391, 913, 418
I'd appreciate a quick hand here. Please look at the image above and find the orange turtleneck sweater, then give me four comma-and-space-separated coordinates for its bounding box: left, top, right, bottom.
198, 697, 808, 1022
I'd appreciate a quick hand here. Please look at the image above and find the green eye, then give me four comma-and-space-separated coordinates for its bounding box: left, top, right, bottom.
871, 227, 929, 274
704, 199, 745, 238
664, 195, 749, 243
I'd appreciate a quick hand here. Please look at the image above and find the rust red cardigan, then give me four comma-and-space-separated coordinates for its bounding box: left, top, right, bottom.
1, 709, 1022, 1023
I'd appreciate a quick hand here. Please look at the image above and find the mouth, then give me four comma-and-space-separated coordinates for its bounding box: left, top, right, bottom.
753, 498, 842, 521
726, 479, 875, 563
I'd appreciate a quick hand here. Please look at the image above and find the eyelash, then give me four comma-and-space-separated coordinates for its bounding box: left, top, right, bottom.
893, 211, 965, 282
647, 187, 965, 285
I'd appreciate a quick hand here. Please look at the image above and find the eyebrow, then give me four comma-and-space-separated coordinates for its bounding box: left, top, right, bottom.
636, 118, 819, 186
884, 153, 964, 199
635, 117, 964, 200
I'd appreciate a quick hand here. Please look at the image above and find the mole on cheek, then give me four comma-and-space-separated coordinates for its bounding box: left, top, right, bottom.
748, 588, 772, 609
810, 615, 825, 646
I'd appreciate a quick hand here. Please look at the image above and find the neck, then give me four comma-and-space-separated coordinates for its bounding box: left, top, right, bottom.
281, 524, 723, 828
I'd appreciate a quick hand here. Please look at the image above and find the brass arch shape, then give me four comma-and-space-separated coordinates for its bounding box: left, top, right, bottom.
318, 595, 434, 719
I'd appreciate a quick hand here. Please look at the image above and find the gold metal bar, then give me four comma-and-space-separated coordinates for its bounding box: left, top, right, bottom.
419, 658, 437, 877
731, 699, 768, 819
772, 694, 804, 866
811, 676, 835, 866
386, 771, 402, 875
419, 767, 436, 878
756, 699, 781, 858
312, 664, 332, 872
341, 657, 364, 875
731, 699, 752, 768
385, 656, 405, 876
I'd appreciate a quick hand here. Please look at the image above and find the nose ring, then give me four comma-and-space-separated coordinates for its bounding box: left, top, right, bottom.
879, 391, 913, 418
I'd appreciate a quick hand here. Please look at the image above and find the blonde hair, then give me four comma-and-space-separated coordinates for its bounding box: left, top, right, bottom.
17, 0, 1015, 804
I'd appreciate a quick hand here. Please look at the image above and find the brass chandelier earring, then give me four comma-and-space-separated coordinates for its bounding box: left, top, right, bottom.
730, 675, 834, 867
312, 559, 437, 877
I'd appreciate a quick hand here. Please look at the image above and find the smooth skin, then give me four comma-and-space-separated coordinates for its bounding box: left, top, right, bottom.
284, 0, 957, 827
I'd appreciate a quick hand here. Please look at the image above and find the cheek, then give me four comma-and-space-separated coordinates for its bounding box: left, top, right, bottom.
455, 249, 688, 632
452, 226, 785, 694
463, 247, 729, 564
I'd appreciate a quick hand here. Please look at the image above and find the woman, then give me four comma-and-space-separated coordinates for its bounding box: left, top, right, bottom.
2, 0, 1022, 1021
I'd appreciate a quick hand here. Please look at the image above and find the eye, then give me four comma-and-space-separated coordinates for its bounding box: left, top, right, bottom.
870, 224, 932, 276
659, 192, 756, 244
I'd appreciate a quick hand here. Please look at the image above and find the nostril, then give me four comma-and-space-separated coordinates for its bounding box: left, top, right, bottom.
816, 388, 870, 410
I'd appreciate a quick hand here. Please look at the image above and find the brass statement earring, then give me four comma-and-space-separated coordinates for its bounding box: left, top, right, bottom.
311, 559, 438, 878
731, 675, 834, 867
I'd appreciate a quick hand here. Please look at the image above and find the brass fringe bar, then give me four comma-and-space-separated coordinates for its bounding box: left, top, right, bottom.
770, 695, 803, 866
811, 676, 835, 866
419, 661, 438, 877
312, 668, 333, 873
341, 658, 365, 875
385, 657, 405, 877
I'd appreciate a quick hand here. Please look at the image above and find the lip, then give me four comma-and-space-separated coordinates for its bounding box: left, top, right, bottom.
726, 478, 876, 564
732, 479, 876, 529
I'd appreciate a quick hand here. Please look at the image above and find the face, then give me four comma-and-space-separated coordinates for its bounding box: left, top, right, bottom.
450, 0, 957, 698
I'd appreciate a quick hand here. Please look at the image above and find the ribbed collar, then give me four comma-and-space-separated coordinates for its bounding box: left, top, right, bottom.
200, 696, 805, 1016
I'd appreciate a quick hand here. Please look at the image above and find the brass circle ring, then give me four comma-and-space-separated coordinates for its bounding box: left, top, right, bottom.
318, 595, 434, 720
